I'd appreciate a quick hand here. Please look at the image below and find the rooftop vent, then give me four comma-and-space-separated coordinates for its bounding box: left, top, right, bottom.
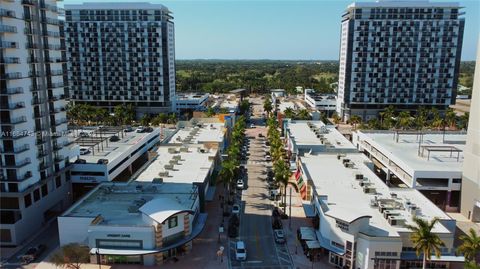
164, 164, 174, 170
180, 147, 189, 152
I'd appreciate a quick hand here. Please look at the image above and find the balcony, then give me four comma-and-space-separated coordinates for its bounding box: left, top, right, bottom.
0, 116, 28, 125
47, 82, 64, 89
49, 107, 66, 114
48, 69, 64, 76
0, 57, 20, 64
39, 161, 51, 171
2, 72, 23, 80
21, 0, 36, 6
36, 137, 47, 145
53, 143, 63, 151
2, 158, 31, 168
0, 87, 23, 95
34, 124, 47, 132
31, 97, 46, 105
0, 102, 25, 110
0, 24, 17, 33
54, 118, 67, 126
54, 156, 64, 163
37, 150, 48, 158
0, 144, 30, 154
0, 9, 16, 18
0, 41, 18, 49
33, 111, 46, 118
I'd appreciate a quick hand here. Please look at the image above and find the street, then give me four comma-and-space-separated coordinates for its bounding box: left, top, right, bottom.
228, 97, 293, 269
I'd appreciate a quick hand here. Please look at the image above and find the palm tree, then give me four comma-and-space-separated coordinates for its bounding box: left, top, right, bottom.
458, 112, 470, 130
405, 217, 445, 269
332, 112, 341, 125
205, 107, 216, 117
458, 228, 480, 266
349, 115, 362, 130
284, 107, 295, 119
263, 98, 273, 116
380, 105, 396, 129
444, 108, 457, 129
273, 159, 295, 212
140, 114, 151, 126
397, 111, 412, 130
414, 107, 428, 131
295, 109, 311, 120
218, 159, 237, 207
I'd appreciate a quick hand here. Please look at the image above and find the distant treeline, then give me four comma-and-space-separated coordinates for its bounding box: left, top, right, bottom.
175, 60, 476, 94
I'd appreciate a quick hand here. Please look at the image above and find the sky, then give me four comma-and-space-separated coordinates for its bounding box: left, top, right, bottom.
63, 0, 480, 60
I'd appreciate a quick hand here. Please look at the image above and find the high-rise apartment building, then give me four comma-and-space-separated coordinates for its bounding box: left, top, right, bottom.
64, 3, 176, 116
336, 0, 464, 120
461, 41, 480, 222
1, 0, 72, 246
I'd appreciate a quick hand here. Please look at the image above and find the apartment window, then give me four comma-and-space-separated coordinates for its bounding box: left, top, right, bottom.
24, 194, 32, 208
0, 197, 19, 209
0, 229, 12, 242
55, 176, 62, 188
41, 184, 48, 197
168, 216, 178, 229
452, 178, 461, 183
33, 189, 41, 202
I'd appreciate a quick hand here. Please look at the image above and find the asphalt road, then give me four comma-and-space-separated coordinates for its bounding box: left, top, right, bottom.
228, 98, 293, 269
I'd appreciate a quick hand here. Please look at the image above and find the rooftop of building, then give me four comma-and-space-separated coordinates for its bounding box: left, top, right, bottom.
168, 122, 225, 144
135, 144, 217, 184
348, 0, 461, 9
356, 130, 466, 172
175, 92, 209, 101
62, 182, 197, 226
64, 2, 171, 11
286, 120, 357, 151
71, 127, 160, 164
278, 101, 297, 113
301, 153, 451, 237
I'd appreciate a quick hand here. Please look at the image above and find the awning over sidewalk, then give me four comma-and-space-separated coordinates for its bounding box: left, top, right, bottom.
299, 227, 316, 241
205, 186, 216, 201
90, 213, 208, 256
302, 203, 316, 218
315, 230, 345, 255
399, 252, 465, 263
305, 240, 321, 249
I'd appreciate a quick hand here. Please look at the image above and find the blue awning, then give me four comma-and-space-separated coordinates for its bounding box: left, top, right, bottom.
302, 203, 316, 218
90, 213, 208, 256
315, 231, 345, 255
399, 252, 464, 263
205, 186, 216, 201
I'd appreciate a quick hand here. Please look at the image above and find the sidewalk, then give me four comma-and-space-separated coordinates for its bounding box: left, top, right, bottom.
280, 185, 335, 269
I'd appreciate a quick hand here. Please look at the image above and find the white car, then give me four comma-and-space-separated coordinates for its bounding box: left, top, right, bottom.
79, 147, 90, 155
250, 124, 255, 128
136, 126, 145, 133
232, 204, 240, 215
235, 241, 247, 261
265, 156, 272, 162
236, 179, 244, 189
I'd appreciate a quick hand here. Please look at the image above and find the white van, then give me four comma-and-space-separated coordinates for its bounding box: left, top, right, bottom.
235, 241, 247, 261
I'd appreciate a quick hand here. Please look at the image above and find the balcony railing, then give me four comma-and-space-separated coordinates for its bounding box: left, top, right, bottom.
0, 144, 30, 153
0, 9, 16, 18
0, 102, 25, 110
0, 41, 18, 49
54, 156, 65, 163
2, 72, 23, 79
33, 111, 46, 118
5, 116, 28, 124
3, 158, 31, 168
0, 24, 17, 33
0, 87, 23, 95
0, 57, 20, 64
32, 97, 46, 105
22, 0, 37, 6
54, 118, 68, 126
48, 82, 64, 88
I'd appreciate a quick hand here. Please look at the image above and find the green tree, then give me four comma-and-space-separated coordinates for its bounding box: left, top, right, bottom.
349, 115, 362, 130
458, 228, 480, 265
167, 113, 177, 124
263, 98, 273, 116
284, 107, 295, 119
113, 104, 135, 125
380, 105, 396, 129
458, 112, 470, 130
273, 159, 295, 213
140, 114, 151, 126
397, 111, 412, 130
405, 217, 445, 269
332, 112, 341, 125
414, 107, 428, 130
295, 109, 311, 120
50, 243, 90, 269
445, 108, 457, 129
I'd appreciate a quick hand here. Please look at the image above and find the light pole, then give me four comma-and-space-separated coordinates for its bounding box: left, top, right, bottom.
289, 187, 292, 229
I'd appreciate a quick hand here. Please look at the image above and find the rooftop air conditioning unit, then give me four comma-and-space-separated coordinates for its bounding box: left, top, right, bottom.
180, 147, 189, 152
152, 178, 163, 184
370, 198, 379, 207
158, 171, 169, 177
390, 193, 398, 198
169, 159, 178, 165
164, 164, 174, 170
388, 216, 406, 226
168, 148, 177, 154
173, 155, 181, 161
128, 206, 140, 213
355, 174, 364, 180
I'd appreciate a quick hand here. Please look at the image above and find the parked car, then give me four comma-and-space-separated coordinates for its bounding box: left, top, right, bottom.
250, 124, 255, 128
74, 158, 86, 164
97, 159, 108, 164
232, 204, 240, 215
274, 229, 286, 244
229, 214, 240, 227
228, 225, 239, 238
21, 244, 46, 264
145, 127, 153, 132
135, 126, 145, 133
109, 135, 120, 142
79, 131, 89, 138
235, 241, 247, 261
124, 126, 133, 132
79, 147, 90, 155
236, 179, 244, 189
258, 133, 264, 138
272, 217, 283, 229
265, 156, 272, 162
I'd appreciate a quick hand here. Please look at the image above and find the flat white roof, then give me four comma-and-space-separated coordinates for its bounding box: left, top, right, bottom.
348, 0, 460, 9
139, 197, 193, 224
278, 101, 296, 113
65, 2, 170, 11
62, 182, 197, 226
357, 131, 466, 173
286, 120, 356, 151
72, 128, 160, 164
175, 92, 209, 101
301, 153, 451, 237
169, 123, 225, 144
135, 145, 217, 184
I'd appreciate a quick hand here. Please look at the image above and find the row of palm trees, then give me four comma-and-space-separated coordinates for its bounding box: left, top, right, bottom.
333, 106, 470, 131
266, 117, 297, 213
66, 103, 178, 127
283, 107, 311, 120
218, 115, 247, 208
407, 217, 479, 269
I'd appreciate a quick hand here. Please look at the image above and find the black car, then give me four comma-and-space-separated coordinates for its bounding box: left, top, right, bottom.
109, 135, 120, 142
272, 217, 283, 229
228, 225, 239, 238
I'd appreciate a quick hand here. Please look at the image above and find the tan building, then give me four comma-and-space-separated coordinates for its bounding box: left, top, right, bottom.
461, 41, 480, 222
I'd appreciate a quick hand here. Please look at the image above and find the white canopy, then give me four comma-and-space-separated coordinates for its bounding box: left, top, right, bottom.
139, 198, 194, 224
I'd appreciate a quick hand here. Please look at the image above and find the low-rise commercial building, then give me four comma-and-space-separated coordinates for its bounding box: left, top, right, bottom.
298, 152, 461, 269
69, 127, 160, 197
58, 182, 206, 266
173, 93, 209, 113
304, 89, 337, 116
134, 144, 220, 212
353, 131, 466, 212
169, 122, 226, 153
